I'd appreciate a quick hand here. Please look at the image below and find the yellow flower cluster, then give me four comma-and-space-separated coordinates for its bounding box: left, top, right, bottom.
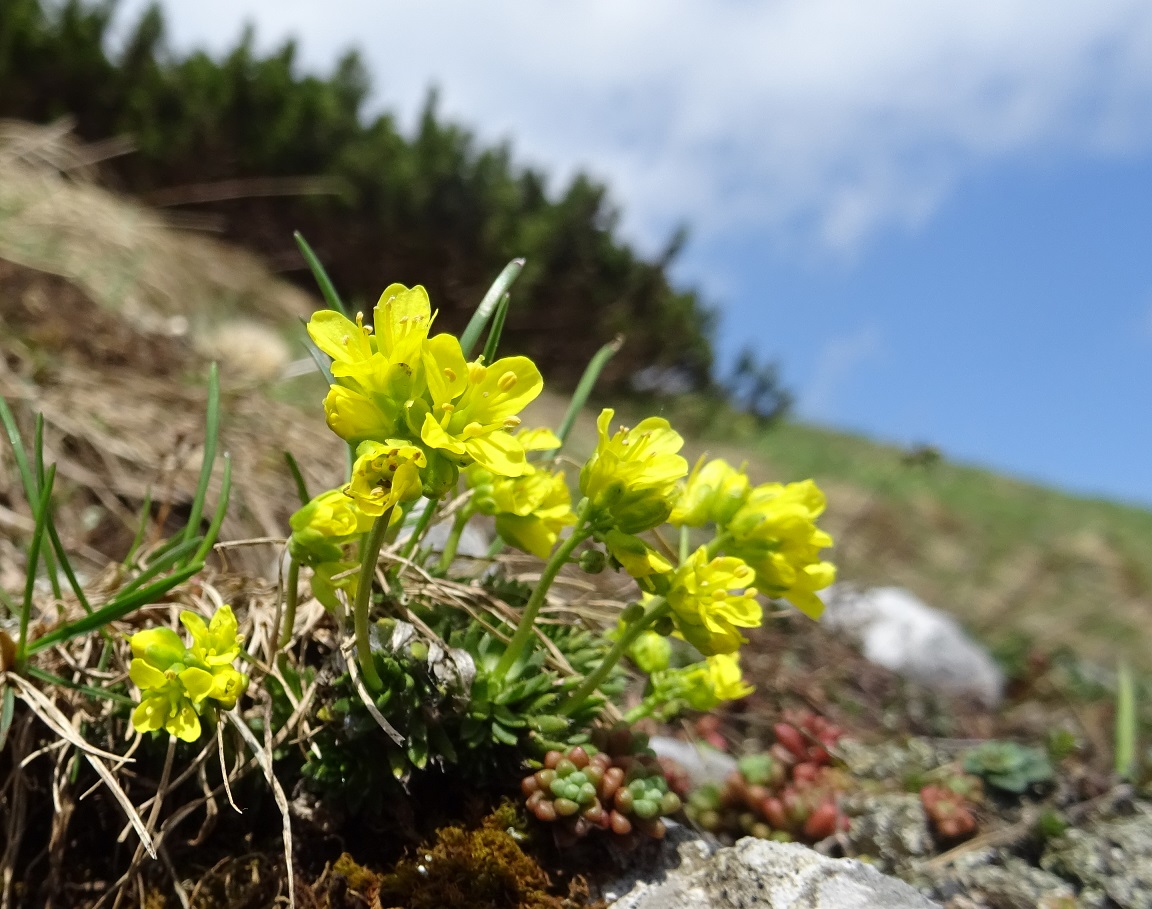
646, 652, 754, 715
672, 458, 836, 620
128, 606, 249, 742
308, 284, 543, 487
666, 547, 762, 655
578, 434, 833, 670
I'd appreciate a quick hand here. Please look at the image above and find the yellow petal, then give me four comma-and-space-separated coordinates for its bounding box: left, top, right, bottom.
307, 310, 374, 364
421, 412, 468, 457
179, 666, 215, 704
464, 356, 543, 426
128, 627, 185, 669
168, 702, 202, 742
465, 431, 530, 477
129, 658, 169, 691
373, 284, 433, 356
132, 696, 170, 734
423, 333, 469, 405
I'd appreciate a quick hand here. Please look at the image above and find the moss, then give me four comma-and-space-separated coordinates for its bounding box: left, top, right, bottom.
377, 816, 587, 909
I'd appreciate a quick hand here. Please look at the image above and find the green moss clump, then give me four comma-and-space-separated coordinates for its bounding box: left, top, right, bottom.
378, 817, 582, 909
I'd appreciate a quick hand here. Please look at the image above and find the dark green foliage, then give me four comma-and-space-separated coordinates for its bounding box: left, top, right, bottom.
301, 614, 625, 810
725, 347, 793, 426
964, 740, 1054, 794
0, 0, 718, 390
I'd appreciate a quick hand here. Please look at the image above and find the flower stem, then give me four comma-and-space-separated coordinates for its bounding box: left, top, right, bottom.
397, 498, 438, 564
277, 557, 301, 651
353, 509, 394, 691
679, 525, 691, 564
494, 500, 592, 681
558, 597, 669, 716
435, 508, 471, 575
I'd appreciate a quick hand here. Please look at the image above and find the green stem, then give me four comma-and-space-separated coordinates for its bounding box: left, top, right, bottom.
435, 509, 471, 574
679, 525, 691, 564
278, 558, 301, 651
705, 532, 731, 559
398, 499, 438, 563
494, 501, 593, 680
353, 509, 394, 690
559, 597, 670, 716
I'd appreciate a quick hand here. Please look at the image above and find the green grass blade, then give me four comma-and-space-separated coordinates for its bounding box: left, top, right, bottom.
301, 331, 336, 386
16, 465, 56, 666
554, 335, 624, 449
294, 231, 349, 317
25, 666, 135, 706
0, 586, 16, 618
119, 539, 204, 597
182, 364, 221, 551
0, 395, 39, 503
283, 451, 311, 506
460, 258, 525, 358
193, 454, 231, 564
32, 414, 62, 599
1115, 660, 1137, 780
46, 520, 92, 616
123, 491, 154, 567
0, 686, 14, 753
481, 293, 510, 365
28, 561, 204, 654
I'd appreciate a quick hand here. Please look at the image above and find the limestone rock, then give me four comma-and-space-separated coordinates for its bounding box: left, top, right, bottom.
1041, 808, 1152, 909
842, 792, 935, 876
822, 585, 1004, 706
603, 827, 940, 909
915, 850, 1077, 909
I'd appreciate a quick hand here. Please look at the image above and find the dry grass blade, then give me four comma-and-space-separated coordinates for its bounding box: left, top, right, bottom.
4, 673, 155, 859
226, 711, 295, 909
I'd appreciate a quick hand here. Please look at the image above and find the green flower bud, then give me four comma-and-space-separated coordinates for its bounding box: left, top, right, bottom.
578, 548, 608, 574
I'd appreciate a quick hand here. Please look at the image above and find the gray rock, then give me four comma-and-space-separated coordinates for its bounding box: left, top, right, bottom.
915, 850, 1077, 909
603, 827, 940, 908
842, 792, 935, 876
837, 738, 953, 783
1041, 808, 1152, 909
822, 586, 1004, 706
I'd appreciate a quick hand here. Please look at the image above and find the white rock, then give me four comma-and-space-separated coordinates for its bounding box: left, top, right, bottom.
822, 585, 1003, 706
603, 828, 940, 909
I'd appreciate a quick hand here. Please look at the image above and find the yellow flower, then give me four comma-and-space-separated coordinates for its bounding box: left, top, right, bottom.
180, 605, 243, 669
670, 457, 751, 527
344, 440, 427, 519
466, 462, 576, 558
667, 653, 754, 711
288, 488, 375, 565
419, 346, 543, 477
307, 285, 435, 446
726, 479, 835, 619
666, 547, 762, 655
601, 529, 673, 579
128, 606, 250, 742
580, 409, 688, 534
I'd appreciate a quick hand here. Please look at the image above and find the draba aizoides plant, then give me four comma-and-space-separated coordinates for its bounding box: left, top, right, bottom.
263, 249, 837, 836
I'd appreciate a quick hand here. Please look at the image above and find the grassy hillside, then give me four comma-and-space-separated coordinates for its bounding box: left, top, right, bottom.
705, 416, 1152, 669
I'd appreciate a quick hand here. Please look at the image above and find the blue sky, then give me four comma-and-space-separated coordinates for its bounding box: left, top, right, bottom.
116, 1, 1152, 506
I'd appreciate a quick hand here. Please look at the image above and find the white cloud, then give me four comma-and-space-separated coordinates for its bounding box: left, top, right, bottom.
116, 0, 1152, 256
802, 326, 883, 420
